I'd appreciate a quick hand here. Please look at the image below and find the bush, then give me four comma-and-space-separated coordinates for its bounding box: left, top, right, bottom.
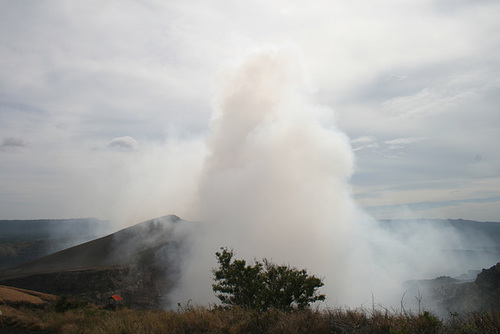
212, 247, 325, 311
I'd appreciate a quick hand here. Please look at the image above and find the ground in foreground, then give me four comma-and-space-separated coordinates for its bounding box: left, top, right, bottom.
1, 295, 500, 333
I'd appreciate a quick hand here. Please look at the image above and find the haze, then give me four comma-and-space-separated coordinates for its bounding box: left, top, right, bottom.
1, 1, 499, 223
1, 1, 500, 311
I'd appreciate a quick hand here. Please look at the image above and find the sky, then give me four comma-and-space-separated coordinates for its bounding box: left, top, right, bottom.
1, 0, 500, 223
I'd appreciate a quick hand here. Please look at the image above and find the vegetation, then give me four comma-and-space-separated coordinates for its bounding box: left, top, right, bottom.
55, 295, 89, 313
1, 248, 499, 332
212, 247, 325, 311
1, 300, 500, 333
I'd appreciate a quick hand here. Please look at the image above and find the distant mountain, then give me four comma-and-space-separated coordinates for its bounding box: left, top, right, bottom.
378, 218, 500, 247
0, 218, 114, 269
405, 262, 500, 315
381, 219, 500, 315
378, 218, 500, 270
0, 215, 197, 309
1, 216, 498, 310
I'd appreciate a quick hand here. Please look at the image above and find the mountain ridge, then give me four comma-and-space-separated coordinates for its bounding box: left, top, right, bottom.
0, 214, 194, 309
0, 216, 498, 310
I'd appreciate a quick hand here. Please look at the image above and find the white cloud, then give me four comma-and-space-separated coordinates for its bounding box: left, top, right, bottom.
108, 136, 139, 152
351, 136, 379, 152
381, 87, 481, 118
351, 136, 376, 144
385, 137, 425, 150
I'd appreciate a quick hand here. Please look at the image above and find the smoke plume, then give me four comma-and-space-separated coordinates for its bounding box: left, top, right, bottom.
170, 46, 370, 307
166, 46, 480, 311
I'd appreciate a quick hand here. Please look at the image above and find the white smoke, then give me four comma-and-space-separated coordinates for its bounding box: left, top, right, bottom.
197, 45, 355, 261
166, 46, 366, 307
166, 45, 476, 311
185, 45, 355, 302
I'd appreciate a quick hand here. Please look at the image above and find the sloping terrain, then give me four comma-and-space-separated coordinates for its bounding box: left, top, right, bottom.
1, 217, 498, 311
404, 262, 500, 315
0, 218, 113, 269
0, 285, 57, 305
0, 215, 196, 309
438, 262, 500, 313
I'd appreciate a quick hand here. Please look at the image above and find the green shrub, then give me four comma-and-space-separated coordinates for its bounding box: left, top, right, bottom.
212, 247, 325, 311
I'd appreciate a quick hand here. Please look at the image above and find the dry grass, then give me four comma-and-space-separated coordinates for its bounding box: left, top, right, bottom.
0, 285, 57, 305
1, 298, 500, 333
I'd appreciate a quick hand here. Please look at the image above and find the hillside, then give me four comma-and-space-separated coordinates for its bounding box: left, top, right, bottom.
404, 262, 500, 316
1, 216, 499, 311
0, 218, 113, 269
0, 285, 57, 305
0, 215, 196, 309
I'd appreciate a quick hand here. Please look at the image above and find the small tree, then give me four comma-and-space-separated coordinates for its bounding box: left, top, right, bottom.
212, 247, 325, 311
